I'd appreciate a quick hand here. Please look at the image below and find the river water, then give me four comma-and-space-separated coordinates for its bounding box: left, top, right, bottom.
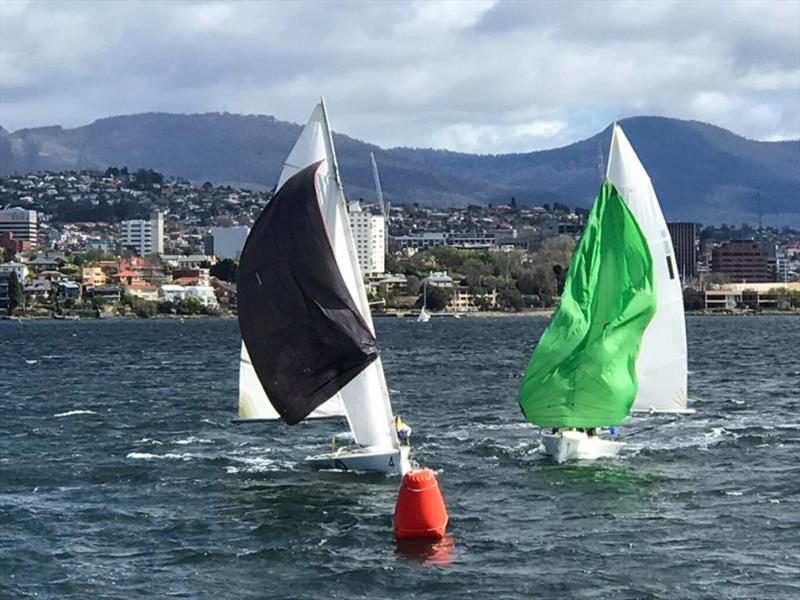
1, 316, 798, 598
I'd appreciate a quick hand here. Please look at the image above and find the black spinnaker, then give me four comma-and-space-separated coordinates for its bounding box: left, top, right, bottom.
237, 161, 378, 425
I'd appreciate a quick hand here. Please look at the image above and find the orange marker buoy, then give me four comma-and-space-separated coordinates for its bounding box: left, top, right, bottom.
394, 468, 448, 540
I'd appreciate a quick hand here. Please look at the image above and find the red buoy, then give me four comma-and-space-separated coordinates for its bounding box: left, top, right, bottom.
394, 468, 448, 540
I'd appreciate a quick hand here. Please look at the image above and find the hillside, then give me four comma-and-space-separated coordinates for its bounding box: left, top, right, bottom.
1, 113, 798, 225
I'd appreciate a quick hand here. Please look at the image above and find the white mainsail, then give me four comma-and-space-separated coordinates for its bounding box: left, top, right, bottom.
239, 100, 398, 451
606, 124, 690, 413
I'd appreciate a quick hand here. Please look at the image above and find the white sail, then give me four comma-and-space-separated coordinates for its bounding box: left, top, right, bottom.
239, 99, 398, 449
236, 101, 348, 422
606, 124, 690, 413
238, 344, 345, 419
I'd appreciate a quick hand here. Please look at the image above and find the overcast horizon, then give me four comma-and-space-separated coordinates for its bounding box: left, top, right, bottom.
1, 0, 799, 154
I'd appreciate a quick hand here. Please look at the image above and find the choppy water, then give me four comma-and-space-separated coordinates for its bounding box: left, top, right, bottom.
1, 316, 798, 599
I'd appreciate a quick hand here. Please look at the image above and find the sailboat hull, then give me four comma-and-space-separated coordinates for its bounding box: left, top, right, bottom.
306, 445, 410, 475
540, 430, 624, 463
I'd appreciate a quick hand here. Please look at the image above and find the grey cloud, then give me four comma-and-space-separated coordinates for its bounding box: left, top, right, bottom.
0, 0, 797, 153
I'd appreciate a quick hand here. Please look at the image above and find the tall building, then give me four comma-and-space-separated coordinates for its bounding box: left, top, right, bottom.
0, 208, 38, 248
209, 226, 249, 260
711, 240, 770, 282
121, 211, 164, 256
348, 202, 385, 276
667, 222, 698, 278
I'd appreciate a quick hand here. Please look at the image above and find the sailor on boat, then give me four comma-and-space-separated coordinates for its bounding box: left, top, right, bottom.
395, 416, 412, 445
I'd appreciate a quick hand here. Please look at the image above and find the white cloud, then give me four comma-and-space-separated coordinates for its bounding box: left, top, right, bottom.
0, 0, 797, 151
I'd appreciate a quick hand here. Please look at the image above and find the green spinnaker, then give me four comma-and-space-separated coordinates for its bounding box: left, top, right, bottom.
519, 180, 656, 428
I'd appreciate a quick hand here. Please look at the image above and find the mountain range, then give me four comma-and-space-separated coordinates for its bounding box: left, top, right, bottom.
1, 113, 798, 226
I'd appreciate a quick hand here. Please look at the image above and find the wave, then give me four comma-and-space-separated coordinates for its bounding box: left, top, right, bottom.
174, 436, 214, 445
135, 437, 164, 446
225, 455, 291, 474
126, 452, 196, 461
54, 410, 98, 417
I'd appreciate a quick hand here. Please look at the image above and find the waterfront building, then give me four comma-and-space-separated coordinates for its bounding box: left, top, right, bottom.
23, 279, 52, 302
26, 254, 64, 273
209, 226, 249, 260
57, 280, 81, 301
377, 273, 409, 295
769, 244, 791, 283
703, 282, 800, 310
0, 262, 29, 282
1, 232, 34, 253
667, 222, 698, 278
0, 208, 38, 248
90, 285, 121, 304
81, 266, 106, 289
0, 272, 9, 312
126, 284, 158, 301
160, 255, 214, 270
158, 284, 187, 303
121, 211, 164, 256
424, 271, 454, 288
172, 268, 210, 287
85, 238, 112, 254
711, 240, 771, 282
449, 286, 498, 312
391, 232, 499, 252
185, 285, 219, 309
348, 202, 385, 276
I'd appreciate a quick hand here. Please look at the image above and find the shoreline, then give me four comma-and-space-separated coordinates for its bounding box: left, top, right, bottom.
4, 309, 799, 322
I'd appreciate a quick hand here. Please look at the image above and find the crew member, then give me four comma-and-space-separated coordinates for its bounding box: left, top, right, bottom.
394, 415, 412, 445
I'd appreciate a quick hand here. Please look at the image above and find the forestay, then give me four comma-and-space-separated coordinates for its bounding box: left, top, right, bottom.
606, 125, 690, 413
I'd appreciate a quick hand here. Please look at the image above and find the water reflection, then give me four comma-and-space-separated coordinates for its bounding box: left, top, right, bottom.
395, 535, 456, 567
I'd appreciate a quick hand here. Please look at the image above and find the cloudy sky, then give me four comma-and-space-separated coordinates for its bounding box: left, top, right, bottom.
1, 0, 798, 153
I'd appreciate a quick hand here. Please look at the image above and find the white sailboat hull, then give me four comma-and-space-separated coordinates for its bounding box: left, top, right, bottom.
306, 445, 410, 475
541, 430, 625, 463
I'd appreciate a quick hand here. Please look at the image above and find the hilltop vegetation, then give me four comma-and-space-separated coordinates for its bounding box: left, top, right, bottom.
2, 114, 797, 225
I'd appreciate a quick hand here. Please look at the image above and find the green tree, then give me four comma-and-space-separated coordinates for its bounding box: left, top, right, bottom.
176, 297, 206, 315
430, 246, 468, 270
683, 289, 705, 310
385, 254, 399, 273
419, 286, 451, 311
7, 271, 24, 314
498, 286, 524, 312
211, 258, 238, 283
460, 257, 492, 288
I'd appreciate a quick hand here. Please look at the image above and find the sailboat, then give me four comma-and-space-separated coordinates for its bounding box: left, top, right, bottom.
519, 124, 690, 463
417, 281, 431, 323
237, 99, 410, 475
